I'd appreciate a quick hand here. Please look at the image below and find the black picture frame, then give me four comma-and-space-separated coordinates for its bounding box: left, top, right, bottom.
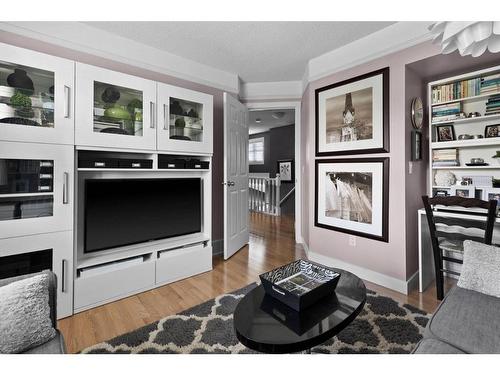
314, 158, 389, 243
277, 159, 294, 183
435, 124, 456, 142
411, 130, 422, 161
485, 124, 500, 138
315, 67, 390, 156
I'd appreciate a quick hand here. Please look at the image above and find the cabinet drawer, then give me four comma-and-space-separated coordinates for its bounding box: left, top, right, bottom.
74, 258, 155, 310
156, 243, 212, 285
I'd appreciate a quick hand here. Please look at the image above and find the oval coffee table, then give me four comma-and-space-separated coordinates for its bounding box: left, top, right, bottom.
233, 268, 366, 353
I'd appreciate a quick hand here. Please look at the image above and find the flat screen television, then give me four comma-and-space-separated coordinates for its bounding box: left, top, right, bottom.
84, 178, 202, 253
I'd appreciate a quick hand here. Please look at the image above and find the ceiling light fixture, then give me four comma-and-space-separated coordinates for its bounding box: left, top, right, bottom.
429, 21, 500, 57
272, 111, 286, 119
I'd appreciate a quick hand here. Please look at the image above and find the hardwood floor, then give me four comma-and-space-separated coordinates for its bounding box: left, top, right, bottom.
58, 212, 447, 353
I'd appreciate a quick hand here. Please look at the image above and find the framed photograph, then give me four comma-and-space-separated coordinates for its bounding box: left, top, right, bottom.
411, 130, 422, 161
484, 124, 500, 138
436, 124, 456, 142
450, 186, 475, 198
315, 68, 389, 156
315, 158, 389, 242
277, 159, 294, 183
482, 188, 500, 208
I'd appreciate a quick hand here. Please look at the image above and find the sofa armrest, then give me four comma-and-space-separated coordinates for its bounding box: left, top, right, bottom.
0, 270, 57, 328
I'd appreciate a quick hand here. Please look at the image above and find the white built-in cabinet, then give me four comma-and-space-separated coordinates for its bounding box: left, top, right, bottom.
75, 63, 157, 150
0, 141, 74, 239
157, 83, 213, 154
0, 42, 74, 145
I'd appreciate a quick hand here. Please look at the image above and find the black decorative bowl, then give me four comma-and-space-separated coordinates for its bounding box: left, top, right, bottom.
259, 259, 340, 311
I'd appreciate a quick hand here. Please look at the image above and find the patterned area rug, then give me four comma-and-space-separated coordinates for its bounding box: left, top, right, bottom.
82, 284, 430, 354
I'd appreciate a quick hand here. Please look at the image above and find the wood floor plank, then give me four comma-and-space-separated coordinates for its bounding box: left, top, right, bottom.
58, 212, 444, 353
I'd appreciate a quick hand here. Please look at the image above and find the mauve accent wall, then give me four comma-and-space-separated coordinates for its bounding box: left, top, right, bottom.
0, 31, 227, 245
301, 41, 441, 286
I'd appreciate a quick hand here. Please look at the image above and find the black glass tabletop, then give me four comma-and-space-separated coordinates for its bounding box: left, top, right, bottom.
233, 268, 366, 353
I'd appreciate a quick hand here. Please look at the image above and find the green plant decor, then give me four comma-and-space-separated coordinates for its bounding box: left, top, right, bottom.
127, 98, 143, 122
10, 91, 34, 118
175, 117, 186, 128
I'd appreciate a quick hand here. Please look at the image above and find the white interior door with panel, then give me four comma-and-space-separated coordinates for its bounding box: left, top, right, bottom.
75, 63, 157, 150
0, 230, 74, 318
0, 42, 74, 145
223, 93, 249, 259
0, 141, 73, 239
157, 83, 213, 154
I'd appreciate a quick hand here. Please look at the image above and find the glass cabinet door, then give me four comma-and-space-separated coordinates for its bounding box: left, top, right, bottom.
158, 83, 213, 154
0, 42, 74, 145
75, 63, 157, 151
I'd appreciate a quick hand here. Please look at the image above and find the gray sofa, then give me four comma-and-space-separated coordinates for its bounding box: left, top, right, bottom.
0, 271, 66, 354
413, 286, 500, 354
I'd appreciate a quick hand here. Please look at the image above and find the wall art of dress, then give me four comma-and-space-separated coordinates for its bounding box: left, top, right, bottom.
315, 158, 389, 242
315, 68, 389, 156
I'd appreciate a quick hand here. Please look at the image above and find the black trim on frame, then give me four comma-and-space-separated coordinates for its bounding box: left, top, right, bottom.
314, 158, 389, 243
315, 67, 390, 156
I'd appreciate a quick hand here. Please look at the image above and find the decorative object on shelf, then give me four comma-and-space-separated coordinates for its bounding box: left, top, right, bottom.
493, 178, 500, 188
101, 86, 120, 103
0, 102, 15, 119
411, 130, 422, 161
463, 175, 493, 187
9, 91, 34, 119
99, 127, 129, 135
0, 117, 40, 126
6, 69, 34, 95
482, 188, 500, 208
277, 159, 294, 183
103, 105, 132, 121
126, 99, 143, 121
434, 170, 456, 187
428, 22, 500, 57
466, 158, 488, 166
315, 68, 389, 156
436, 124, 456, 141
434, 190, 449, 197
170, 135, 191, 141
170, 100, 184, 116
259, 259, 341, 311
450, 185, 476, 198
460, 177, 473, 186
411, 97, 424, 129
472, 134, 484, 139
458, 134, 473, 140
485, 124, 500, 138
492, 151, 500, 164
467, 112, 481, 118
187, 108, 199, 118
315, 158, 389, 242
174, 117, 186, 128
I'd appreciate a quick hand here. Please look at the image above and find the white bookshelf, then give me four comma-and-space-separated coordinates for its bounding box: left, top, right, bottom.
428, 65, 500, 198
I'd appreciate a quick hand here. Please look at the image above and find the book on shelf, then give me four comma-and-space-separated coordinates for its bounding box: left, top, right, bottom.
432, 78, 481, 104
432, 149, 459, 167
432, 161, 460, 167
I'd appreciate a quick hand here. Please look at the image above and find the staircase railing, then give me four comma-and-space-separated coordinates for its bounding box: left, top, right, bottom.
249, 174, 281, 216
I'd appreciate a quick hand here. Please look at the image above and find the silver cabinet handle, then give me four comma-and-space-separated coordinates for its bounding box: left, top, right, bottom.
150, 101, 156, 129
64, 85, 70, 118
163, 104, 168, 130
272, 286, 285, 295
62, 172, 69, 204
61, 259, 67, 293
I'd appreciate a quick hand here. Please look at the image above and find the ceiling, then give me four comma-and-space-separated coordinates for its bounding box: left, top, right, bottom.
83, 21, 395, 82
249, 109, 295, 135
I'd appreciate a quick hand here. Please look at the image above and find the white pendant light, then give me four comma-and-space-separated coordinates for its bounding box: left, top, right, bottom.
429, 21, 500, 57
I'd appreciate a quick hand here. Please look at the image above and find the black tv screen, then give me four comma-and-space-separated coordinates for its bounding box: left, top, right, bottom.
84, 178, 202, 253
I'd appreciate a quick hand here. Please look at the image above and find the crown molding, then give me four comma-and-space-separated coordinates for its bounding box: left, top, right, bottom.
0, 21, 239, 93
240, 80, 302, 101
304, 21, 434, 90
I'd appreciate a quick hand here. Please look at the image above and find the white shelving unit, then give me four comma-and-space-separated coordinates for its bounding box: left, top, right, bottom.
428, 65, 500, 198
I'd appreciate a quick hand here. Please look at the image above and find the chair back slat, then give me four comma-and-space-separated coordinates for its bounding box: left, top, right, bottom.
421, 195, 497, 300
433, 216, 487, 230
435, 230, 485, 244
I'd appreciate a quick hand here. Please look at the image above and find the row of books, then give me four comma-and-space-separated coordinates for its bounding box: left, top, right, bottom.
432, 148, 459, 167
485, 94, 500, 116
480, 73, 500, 95
432, 102, 461, 123
431, 78, 481, 104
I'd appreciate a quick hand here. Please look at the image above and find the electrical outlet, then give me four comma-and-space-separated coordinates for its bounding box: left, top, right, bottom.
348, 235, 356, 247
408, 161, 414, 175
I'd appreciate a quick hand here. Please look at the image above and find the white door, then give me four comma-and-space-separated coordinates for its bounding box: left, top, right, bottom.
75, 63, 157, 151
0, 42, 74, 145
157, 83, 213, 154
223, 93, 249, 259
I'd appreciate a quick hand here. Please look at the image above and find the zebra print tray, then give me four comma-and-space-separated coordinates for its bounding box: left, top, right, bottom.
259, 259, 340, 311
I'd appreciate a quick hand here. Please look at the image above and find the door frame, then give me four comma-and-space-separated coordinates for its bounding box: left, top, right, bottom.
244, 101, 302, 245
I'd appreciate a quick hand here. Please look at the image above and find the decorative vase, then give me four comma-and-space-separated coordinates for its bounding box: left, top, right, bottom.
434, 170, 457, 187
101, 86, 120, 103
7, 69, 34, 95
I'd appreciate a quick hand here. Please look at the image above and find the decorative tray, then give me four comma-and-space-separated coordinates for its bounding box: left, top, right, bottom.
259, 259, 340, 311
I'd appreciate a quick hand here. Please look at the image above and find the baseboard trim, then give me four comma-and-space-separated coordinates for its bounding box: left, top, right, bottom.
212, 239, 223, 256
307, 250, 413, 295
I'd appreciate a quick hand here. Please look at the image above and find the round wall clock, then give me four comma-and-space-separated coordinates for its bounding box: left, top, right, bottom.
411, 97, 424, 129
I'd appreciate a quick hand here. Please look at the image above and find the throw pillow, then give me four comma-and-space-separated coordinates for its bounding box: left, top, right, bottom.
457, 240, 500, 298
0, 273, 56, 353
